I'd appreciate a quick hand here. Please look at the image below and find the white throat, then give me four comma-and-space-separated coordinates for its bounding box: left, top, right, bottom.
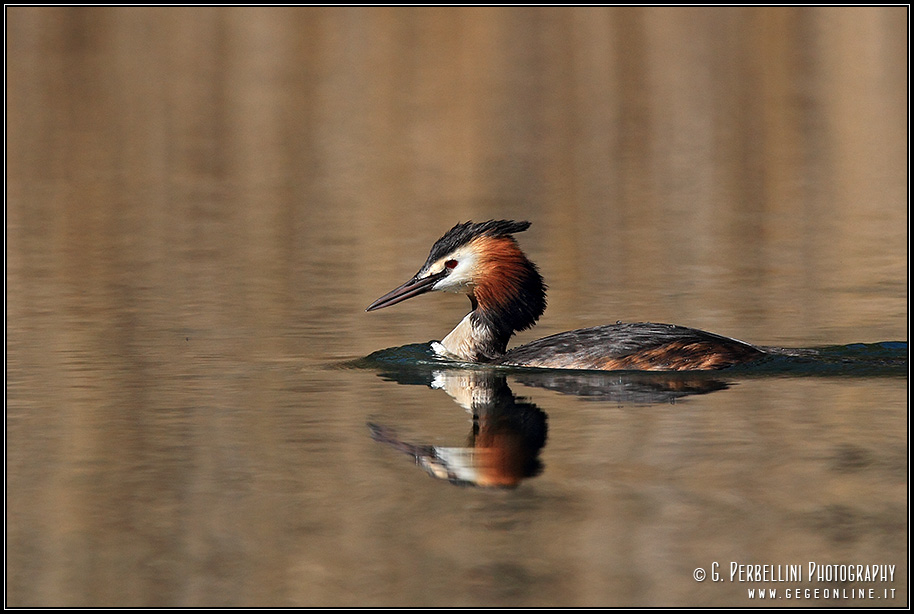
433, 312, 484, 362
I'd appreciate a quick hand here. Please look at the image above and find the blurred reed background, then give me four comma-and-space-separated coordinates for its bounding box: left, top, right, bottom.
6, 7, 907, 607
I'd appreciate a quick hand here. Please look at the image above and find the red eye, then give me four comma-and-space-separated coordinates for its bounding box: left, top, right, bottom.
445, 259, 458, 270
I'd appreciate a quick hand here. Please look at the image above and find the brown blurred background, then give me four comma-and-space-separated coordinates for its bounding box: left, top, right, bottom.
7, 7, 907, 607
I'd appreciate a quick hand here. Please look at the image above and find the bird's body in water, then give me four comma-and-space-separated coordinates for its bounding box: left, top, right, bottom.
367, 220, 766, 371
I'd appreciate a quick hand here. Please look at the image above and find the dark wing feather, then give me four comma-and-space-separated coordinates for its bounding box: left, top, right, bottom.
496, 322, 764, 371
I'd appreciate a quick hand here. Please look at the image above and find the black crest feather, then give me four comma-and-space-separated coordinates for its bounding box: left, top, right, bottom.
425, 220, 531, 266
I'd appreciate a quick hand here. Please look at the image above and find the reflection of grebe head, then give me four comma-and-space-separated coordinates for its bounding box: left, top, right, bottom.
366, 220, 547, 342
370, 370, 547, 489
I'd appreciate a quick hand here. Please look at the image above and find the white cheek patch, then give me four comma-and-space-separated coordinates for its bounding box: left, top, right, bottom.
431, 249, 477, 293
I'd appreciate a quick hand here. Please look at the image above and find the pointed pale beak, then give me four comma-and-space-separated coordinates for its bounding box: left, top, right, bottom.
366, 270, 447, 311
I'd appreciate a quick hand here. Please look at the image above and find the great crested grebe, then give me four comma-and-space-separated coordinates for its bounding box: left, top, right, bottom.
366, 220, 765, 371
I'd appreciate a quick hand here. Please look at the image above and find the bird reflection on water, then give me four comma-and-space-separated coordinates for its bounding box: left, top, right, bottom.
354, 339, 907, 488
363, 354, 733, 489
358, 217, 907, 487
369, 371, 547, 489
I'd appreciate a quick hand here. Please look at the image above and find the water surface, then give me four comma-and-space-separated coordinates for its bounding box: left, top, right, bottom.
7, 7, 907, 607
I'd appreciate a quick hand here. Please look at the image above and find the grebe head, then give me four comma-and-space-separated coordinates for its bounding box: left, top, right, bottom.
367, 220, 547, 360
